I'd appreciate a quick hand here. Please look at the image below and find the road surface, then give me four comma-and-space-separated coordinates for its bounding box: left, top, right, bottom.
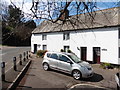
17, 56, 117, 90
1, 46, 30, 72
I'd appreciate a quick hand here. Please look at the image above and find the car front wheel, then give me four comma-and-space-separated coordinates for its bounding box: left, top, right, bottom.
72, 70, 81, 80
43, 63, 49, 71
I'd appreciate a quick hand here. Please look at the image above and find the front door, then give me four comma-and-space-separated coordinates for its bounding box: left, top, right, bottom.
81, 47, 87, 61
93, 47, 101, 64
34, 44, 37, 54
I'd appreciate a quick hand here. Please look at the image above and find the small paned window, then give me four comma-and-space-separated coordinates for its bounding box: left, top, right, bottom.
42, 34, 47, 40
64, 46, 70, 52
63, 33, 70, 40
43, 45, 47, 50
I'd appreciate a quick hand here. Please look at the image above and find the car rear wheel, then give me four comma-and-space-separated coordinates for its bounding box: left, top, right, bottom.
72, 70, 81, 80
43, 63, 49, 71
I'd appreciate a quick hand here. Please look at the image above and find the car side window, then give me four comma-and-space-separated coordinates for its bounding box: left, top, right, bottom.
50, 53, 58, 60
59, 55, 70, 62
47, 53, 51, 57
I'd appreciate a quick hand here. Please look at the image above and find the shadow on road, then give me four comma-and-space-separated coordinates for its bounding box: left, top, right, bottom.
81, 73, 104, 82
49, 70, 103, 82
17, 85, 32, 88
25, 73, 36, 76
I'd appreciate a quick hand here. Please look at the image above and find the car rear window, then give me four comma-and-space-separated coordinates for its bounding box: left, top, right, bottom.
47, 53, 51, 57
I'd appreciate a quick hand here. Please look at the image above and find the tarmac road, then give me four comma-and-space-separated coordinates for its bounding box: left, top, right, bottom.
1, 46, 30, 72
17, 55, 118, 90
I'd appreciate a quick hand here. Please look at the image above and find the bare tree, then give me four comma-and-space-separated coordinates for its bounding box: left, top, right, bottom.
1, 0, 119, 45
30, 0, 97, 23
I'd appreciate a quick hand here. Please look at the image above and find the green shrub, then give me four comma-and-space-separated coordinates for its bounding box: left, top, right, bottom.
60, 49, 64, 52
100, 62, 114, 69
37, 50, 47, 58
67, 49, 72, 53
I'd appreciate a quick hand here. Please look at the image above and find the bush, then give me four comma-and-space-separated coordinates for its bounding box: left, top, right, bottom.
37, 50, 47, 58
100, 62, 114, 69
67, 49, 72, 53
60, 49, 64, 52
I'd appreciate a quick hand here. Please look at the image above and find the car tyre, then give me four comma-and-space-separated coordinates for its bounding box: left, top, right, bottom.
43, 63, 49, 71
72, 70, 81, 80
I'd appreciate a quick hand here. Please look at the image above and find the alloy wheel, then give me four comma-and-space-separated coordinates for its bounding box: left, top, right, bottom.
73, 70, 81, 80
43, 63, 49, 71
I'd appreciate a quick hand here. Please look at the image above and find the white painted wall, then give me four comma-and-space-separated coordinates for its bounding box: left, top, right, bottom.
31, 27, 119, 64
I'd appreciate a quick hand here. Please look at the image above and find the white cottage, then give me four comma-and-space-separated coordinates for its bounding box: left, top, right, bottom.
31, 7, 120, 64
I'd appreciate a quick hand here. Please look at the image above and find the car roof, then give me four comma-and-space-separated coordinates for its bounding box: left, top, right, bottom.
46, 51, 73, 56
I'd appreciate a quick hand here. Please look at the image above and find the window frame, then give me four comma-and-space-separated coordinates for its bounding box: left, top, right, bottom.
64, 46, 70, 52
43, 45, 47, 50
63, 33, 70, 40
42, 34, 47, 40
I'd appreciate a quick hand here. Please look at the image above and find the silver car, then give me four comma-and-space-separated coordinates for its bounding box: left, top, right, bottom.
42, 52, 94, 80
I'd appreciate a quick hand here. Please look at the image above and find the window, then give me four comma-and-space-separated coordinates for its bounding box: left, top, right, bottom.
42, 34, 47, 40
63, 33, 70, 40
59, 54, 70, 62
50, 54, 58, 59
43, 45, 47, 50
64, 46, 70, 52
37, 44, 41, 48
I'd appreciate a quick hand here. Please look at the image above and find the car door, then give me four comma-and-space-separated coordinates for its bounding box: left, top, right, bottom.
58, 54, 72, 73
49, 53, 58, 69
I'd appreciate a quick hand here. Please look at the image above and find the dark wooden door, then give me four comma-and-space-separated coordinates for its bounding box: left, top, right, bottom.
81, 47, 87, 61
34, 44, 37, 54
93, 47, 100, 64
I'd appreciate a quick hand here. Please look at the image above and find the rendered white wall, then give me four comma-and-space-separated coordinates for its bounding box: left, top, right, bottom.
31, 27, 119, 64
70, 27, 118, 64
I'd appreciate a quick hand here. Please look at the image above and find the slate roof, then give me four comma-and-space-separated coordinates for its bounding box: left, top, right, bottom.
32, 7, 120, 34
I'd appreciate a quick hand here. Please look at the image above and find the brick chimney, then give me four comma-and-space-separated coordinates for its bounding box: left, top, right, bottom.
60, 9, 69, 20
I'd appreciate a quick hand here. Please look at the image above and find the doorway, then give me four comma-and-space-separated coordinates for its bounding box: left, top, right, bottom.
64, 46, 70, 52
34, 44, 37, 54
93, 47, 101, 64
81, 47, 87, 61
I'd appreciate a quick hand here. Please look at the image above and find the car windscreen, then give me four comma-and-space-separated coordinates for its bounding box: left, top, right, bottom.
67, 54, 82, 63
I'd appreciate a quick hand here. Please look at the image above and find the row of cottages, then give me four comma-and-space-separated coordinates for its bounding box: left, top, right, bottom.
31, 7, 120, 65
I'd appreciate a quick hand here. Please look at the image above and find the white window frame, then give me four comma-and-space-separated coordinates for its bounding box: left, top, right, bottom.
63, 33, 70, 40
43, 45, 47, 50
42, 34, 47, 40
64, 46, 70, 52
